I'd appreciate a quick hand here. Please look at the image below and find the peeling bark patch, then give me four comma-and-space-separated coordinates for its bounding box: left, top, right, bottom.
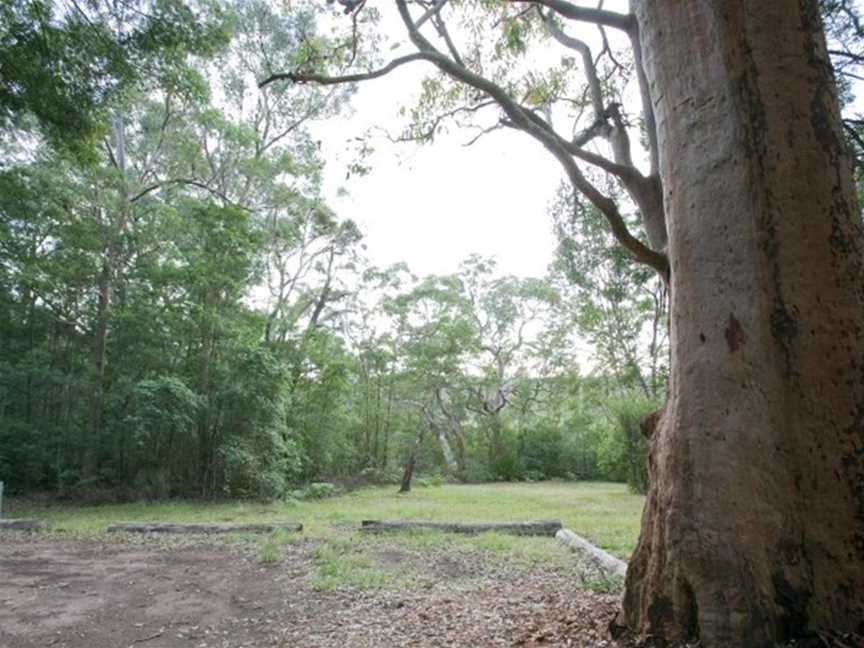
725, 313, 747, 352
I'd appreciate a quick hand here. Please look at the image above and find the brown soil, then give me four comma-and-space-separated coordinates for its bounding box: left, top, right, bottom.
0, 533, 630, 648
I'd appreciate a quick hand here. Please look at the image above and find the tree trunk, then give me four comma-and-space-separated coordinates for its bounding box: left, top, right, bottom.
381, 378, 393, 470
434, 387, 467, 480
425, 402, 459, 477
489, 413, 506, 467
399, 421, 426, 493
452, 431, 466, 480
83, 263, 109, 478
398, 451, 415, 494
435, 426, 458, 476
84, 115, 129, 479
622, 2, 864, 646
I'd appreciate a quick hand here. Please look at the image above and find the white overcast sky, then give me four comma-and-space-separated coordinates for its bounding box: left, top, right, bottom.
306, 2, 625, 280
317, 92, 563, 279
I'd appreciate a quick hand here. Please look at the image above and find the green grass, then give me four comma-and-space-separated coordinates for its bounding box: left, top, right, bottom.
257, 538, 281, 564
11, 481, 644, 559
9, 482, 643, 593
310, 534, 395, 590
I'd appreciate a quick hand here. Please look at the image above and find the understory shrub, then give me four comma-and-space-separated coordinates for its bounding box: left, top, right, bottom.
596, 390, 656, 494
291, 481, 341, 499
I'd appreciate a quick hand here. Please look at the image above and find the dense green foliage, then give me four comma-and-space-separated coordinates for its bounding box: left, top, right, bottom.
0, 0, 667, 501
0, 0, 229, 158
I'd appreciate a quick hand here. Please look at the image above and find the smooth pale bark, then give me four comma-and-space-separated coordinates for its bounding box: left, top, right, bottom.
435, 425, 458, 475
556, 529, 627, 580
621, 2, 864, 646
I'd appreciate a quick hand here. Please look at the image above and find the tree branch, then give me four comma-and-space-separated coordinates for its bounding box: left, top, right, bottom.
541, 9, 603, 117
128, 178, 252, 210
395, 0, 667, 275
260, 1, 667, 276
258, 53, 431, 88
508, 0, 633, 31
416, 0, 450, 29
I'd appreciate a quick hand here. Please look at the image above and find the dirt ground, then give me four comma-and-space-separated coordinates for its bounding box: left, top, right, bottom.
0, 533, 627, 648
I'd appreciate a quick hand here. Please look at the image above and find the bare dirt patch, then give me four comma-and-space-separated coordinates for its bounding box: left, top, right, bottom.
0, 533, 630, 648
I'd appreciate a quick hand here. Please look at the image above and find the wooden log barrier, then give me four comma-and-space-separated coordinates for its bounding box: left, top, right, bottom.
106, 521, 303, 535
0, 519, 44, 531
360, 519, 563, 537
555, 528, 627, 579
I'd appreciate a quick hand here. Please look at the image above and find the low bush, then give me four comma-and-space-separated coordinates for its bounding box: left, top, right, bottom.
292, 481, 341, 500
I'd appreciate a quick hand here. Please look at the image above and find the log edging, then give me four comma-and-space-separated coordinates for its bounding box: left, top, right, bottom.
360, 519, 563, 537
556, 528, 627, 584
106, 521, 303, 534
0, 519, 44, 531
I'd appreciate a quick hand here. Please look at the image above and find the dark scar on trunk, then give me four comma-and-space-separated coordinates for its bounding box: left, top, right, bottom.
725, 313, 747, 352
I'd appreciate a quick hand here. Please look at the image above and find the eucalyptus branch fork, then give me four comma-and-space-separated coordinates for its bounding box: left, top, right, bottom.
258, 0, 669, 277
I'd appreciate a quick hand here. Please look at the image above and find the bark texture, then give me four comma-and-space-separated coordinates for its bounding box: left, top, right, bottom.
623, 2, 864, 646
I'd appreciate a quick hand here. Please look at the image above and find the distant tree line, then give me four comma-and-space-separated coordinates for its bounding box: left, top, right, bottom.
0, 0, 665, 500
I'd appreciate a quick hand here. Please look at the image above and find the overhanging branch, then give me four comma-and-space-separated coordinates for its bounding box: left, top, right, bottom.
258, 53, 431, 88
260, 1, 668, 277
507, 0, 633, 31
395, 0, 667, 275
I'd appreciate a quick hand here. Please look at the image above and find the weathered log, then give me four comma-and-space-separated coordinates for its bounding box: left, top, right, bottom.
556, 528, 627, 579
106, 521, 302, 535
360, 519, 562, 537
0, 519, 44, 531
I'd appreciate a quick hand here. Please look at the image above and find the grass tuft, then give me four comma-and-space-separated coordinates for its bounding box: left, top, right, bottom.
257, 539, 281, 564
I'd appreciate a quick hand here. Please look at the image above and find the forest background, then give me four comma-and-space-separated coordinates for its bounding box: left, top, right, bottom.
0, 0, 858, 502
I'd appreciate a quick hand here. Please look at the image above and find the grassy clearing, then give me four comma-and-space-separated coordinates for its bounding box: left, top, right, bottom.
10, 482, 643, 590
11, 482, 642, 555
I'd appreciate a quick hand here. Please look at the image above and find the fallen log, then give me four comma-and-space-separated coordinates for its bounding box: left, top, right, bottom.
360, 519, 562, 537
0, 519, 44, 531
106, 521, 303, 535
556, 528, 627, 579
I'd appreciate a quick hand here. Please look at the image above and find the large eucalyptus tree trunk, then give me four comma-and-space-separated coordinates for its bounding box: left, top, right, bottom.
622, 2, 864, 645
